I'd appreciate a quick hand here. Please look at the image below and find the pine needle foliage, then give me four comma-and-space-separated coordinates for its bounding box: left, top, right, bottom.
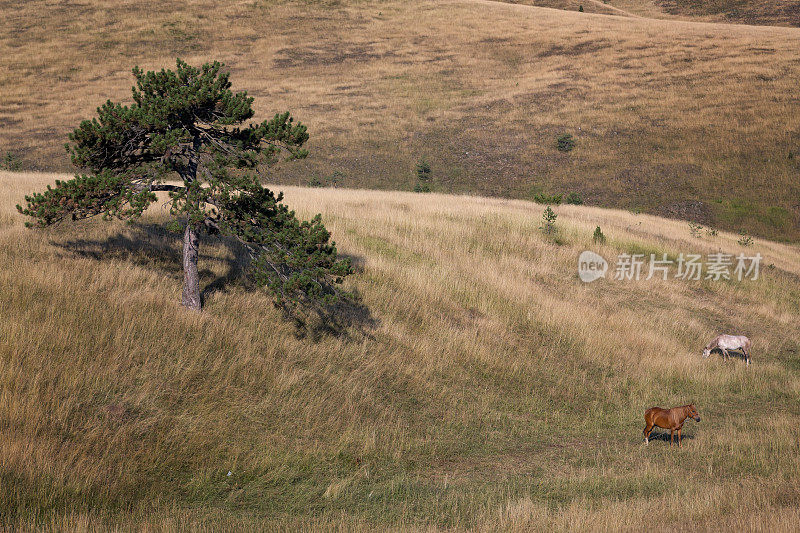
17, 59, 352, 315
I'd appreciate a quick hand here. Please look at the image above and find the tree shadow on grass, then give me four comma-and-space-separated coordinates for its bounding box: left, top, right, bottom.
53, 222, 378, 337
54, 222, 186, 275
290, 252, 379, 341
304, 294, 379, 341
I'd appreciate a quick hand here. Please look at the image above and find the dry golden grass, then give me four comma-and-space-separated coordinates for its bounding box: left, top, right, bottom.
1, 170, 799, 530
1, 0, 799, 240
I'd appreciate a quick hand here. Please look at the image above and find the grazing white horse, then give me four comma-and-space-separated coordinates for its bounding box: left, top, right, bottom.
703, 334, 751, 366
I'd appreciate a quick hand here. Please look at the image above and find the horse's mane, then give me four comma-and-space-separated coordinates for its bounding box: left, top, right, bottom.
704, 336, 719, 350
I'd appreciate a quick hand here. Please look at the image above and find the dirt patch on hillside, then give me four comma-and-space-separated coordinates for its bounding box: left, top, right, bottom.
658, 200, 712, 224
537, 39, 613, 58
273, 43, 395, 68
655, 0, 800, 26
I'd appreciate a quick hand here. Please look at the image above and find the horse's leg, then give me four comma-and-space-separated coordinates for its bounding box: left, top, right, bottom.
744, 347, 751, 366
644, 423, 654, 444
670, 429, 674, 446
722, 348, 729, 361
678, 428, 682, 447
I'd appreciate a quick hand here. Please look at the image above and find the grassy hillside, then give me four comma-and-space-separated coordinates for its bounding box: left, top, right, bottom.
2, 0, 800, 240
651, 0, 800, 26
2, 170, 800, 530
503, 0, 800, 26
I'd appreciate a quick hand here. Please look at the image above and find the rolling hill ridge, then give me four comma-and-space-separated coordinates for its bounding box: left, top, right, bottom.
1, 0, 800, 240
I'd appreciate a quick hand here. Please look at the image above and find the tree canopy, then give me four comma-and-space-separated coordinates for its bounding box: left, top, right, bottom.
18, 59, 352, 314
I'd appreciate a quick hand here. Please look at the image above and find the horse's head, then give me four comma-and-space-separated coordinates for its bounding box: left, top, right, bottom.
687, 404, 701, 422
702, 348, 710, 358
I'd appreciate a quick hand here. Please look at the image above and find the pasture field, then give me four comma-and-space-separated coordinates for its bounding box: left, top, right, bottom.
2, 0, 800, 239
1, 171, 800, 530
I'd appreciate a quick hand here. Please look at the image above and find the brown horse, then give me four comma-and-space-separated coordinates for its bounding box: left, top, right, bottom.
643, 404, 700, 446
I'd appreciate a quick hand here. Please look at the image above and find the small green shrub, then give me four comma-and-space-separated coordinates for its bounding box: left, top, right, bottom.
533, 193, 562, 205
1, 152, 22, 171
738, 231, 753, 246
540, 206, 557, 234
556, 133, 575, 152
307, 176, 324, 187
593, 226, 606, 244
414, 158, 432, 192
705, 227, 718, 237
328, 170, 344, 188
688, 221, 703, 238
565, 192, 583, 205
416, 159, 431, 182
578, 5, 584, 11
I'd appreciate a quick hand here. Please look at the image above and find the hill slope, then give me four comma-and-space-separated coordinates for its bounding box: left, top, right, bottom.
2, 171, 800, 529
501, 0, 800, 26
1, 0, 799, 240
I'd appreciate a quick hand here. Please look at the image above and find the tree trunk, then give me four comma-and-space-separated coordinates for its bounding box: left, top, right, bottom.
181, 223, 202, 311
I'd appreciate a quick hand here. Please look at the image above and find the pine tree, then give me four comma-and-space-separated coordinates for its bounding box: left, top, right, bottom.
592, 226, 606, 244
415, 158, 431, 182
18, 59, 352, 313
540, 206, 557, 234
